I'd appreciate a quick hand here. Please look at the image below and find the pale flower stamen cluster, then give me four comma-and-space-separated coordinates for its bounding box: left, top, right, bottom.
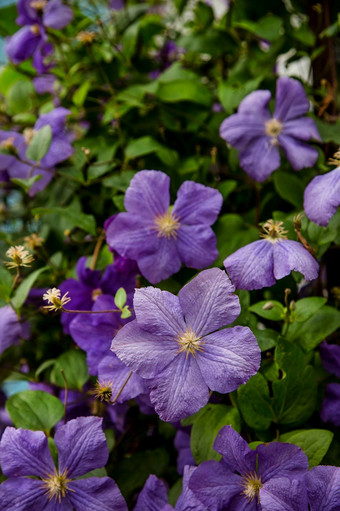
43, 288, 71, 311
5, 245, 34, 269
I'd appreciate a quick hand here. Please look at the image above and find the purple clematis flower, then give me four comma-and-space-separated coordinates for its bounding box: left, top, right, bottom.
0, 107, 73, 195
305, 465, 340, 511
112, 268, 261, 421
220, 76, 321, 181
106, 170, 223, 284
6, 0, 73, 72
224, 219, 319, 290
304, 167, 340, 227
60, 255, 137, 334
0, 416, 127, 510
189, 425, 309, 511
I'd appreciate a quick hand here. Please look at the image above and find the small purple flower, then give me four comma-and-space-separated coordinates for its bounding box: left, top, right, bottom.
106, 170, 223, 284
0, 107, 73, 195
304, 167, 340, 227
134, 466, 206, 511
112, 268, 260, 421
320, 341, 340, 378
0, 416, 127, 510
224, 219, 319, 290
220, 76, 320, 181
189, 425, 309, 510
305, 465, 340, 511
60, 255, 137, 334
6, 0, 73, 72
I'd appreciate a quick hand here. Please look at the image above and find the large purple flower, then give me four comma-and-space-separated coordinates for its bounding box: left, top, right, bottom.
318, 343, 340, 426
112, 268, 261, 421
60, 255, 137, 334
220, 76, 320, 181
189, 425, 309, 511
0, 416, 127, 510
6, 0, 73, 72
224, 219, 319, 290
305, 465, 340, 511
0, 107, 73, 195
105, 170, 223, 284
304, 167, 340, 227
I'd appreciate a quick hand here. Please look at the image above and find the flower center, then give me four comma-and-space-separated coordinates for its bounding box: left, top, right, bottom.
41, 469, 73, 503
92, 380, 113, 403
43, 288, 71, 311
265, 118, 283, 142
241, 472, 263, 503
91, 288, 102, 301
30, 0, 47, 10
76, 31, 97, 44
153, 210, 180, 239
5, 245, 34, 269
259, 219, 288, 243
176, 327, 203, 358
30, 24, 41, 35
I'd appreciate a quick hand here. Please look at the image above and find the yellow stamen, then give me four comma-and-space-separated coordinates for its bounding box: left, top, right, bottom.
265, 118, 283, 145
153, 210, 180, 239
259, 219, 288, 243
92, 380, 113, 403
30, 0, 47, 9
240, 472, 263, 502
43, 288, 71, 311
5, 245, 34, 269
176, 327, 204, 358
30, 24, 40, 35
76, 31, 97, 44
41, 469, 73, 503
91, 288, 102, 301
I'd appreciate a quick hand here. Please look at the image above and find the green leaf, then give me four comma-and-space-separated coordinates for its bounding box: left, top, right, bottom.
50, 350, 89, 391
273, 171, 304, 209
156, 79, 212, 107
237, 373, 275, 430
253, 328, 278, 351
249, 300, 284, 321
217, 180, 237, 200
121, 305, 132, 319
11, 267, 47, 310
190, 404, 241, 464
218, 76, 264, 114
10, 175, 42, 193
286, 305, 340, 351
32, 206, 97, 236
0, 267, 13, 302
280, 429, 333, 468
114, 287, 127, 309
72, 79, 91, 107
272, 340, 317, 426
122, 20, 140, 58
125, 136, 178, 166
6, 80, 34, 115
26, 125, 52, 162
314, 118, 340, 144
6, 390, 64, 432
214, 214, 258, 266
292, 297, 327, 322
103, 170, 136, 190
235, 15, 284, 42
